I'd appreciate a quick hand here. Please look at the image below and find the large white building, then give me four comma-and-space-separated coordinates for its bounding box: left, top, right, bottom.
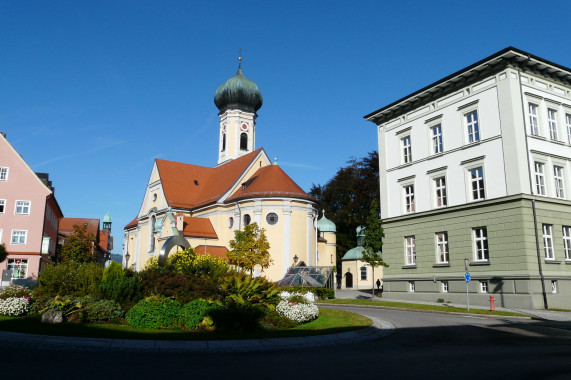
365, 47, 571, 309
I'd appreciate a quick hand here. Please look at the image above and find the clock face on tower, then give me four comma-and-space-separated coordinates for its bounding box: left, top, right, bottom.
241, 123, 248, 131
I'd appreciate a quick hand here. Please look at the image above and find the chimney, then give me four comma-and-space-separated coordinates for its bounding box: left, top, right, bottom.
176, 213, 184, 231
0, 132, 6, 139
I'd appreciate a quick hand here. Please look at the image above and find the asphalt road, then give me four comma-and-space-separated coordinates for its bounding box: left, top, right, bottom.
3, 306, 571, 379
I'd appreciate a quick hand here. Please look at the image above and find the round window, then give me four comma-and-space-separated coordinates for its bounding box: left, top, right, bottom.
228, 217, 234, 229
243, 214, 251, 226
266, 212, 278, 225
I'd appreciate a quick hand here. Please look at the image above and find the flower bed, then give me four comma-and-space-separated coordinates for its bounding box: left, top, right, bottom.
276, 300, 319, 324
0, 297, 30, 317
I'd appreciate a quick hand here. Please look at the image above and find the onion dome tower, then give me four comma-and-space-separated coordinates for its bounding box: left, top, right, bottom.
214, 55, 263, 164
102, 211, 112, 234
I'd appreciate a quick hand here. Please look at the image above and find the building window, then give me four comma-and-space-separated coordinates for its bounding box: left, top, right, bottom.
221, 133, 226, 152
404, 185, 415, 213
563, 226, 571, 261
266, 212, 279, 225
228, 217, 234, 229
7, 259, 28, 279
480, 281, 488, 293
442, 281, 449, 293
0, 167, 7, 181
566, 114, 571, 144
432, 124, 443, 154
434, 177, 447, 207
409, 281, 415, 292
466, 111, 480, 143
243, 214, 251, 226
473, 227, 489, 262
405, 236, 416, 265
554, 166, 565, 199
402, 135, 412, 164
529, 103, 539, 136
470, 167, 485, 201
0, 199, 5, 214
551, 280, 558, 293
534, 162, 546, 196
543, 224, 555, 260
15, 201, 30, 215
11, 230, 27, 245
360, 266, 367, 281
548, 108, 558, 140
240, 133, 248, 151
436, 232, 449, 264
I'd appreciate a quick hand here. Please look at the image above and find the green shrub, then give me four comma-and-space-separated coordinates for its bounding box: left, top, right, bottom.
181, 299, 222, 330
139, 269, 221, 303
40, 295, 83, 317
437, 298, 445, 303
261, 310, 299, 329
220, 273, 280, 310
102, 261, 124, 282
0, 285, 33, 300
209, 306, 267, 333
278, 286, 335, 300
125, 296, 183, 329
96, 277, 143, 311
75, 296, 123, 322
35, 262, 103, 299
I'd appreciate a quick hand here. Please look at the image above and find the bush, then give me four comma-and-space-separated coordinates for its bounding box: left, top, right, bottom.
96, 277, 143, 311
40, 295, 83, 318
209, 306, 267, 333
261, 310, 299, 329
139, 269, 221, 303
278, 286, 335, 300
102, 261, 124, 282
0, 297, 30, 316
35, 262, 103, 299
145, 248, 230, 280
0, 285, 33, 300
125, 296, 183, 329
181, 299, 222, 330
75, 296, 123, 322
220, 273, 280, 310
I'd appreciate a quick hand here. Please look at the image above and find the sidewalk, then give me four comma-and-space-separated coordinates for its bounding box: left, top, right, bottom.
0, 316, 395, 353
333, 289, 571, 322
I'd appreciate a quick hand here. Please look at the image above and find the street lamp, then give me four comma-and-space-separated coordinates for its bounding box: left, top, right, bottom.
124, 251, 130, 269
293, 254, 298, 266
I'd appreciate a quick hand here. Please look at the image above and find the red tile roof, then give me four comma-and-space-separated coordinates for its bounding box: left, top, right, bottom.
59, 218, 100, 236
226, 164, 314, 202
124, 217, 138, 229
156, 148, 263, 210
194, 245, 229, 260
182, 217, 218, 239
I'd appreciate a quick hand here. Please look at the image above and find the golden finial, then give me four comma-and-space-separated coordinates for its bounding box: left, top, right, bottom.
238, 48, 242, 71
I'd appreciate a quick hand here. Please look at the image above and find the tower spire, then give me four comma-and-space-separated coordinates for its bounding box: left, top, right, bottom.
238, 48, 242, 72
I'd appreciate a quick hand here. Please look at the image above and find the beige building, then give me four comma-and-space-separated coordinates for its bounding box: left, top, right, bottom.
341, 226, 383, 290
124, 60, 336, 281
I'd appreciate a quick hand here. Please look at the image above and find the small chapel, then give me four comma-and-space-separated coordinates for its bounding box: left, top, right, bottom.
124, 58, 336, 281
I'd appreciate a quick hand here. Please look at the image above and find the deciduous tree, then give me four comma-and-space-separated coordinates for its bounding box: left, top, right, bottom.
58, 224, 97, 263
0, 243, 7, 263
227, 223, 272, 276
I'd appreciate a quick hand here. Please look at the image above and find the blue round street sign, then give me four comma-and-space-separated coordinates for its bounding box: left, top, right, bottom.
465, 272, 471, 283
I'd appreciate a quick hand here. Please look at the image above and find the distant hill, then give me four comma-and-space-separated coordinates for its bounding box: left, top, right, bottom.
110, 254, 123, 264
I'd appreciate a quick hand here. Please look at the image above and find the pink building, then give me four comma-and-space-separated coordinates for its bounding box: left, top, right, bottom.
0, 132, 63, 281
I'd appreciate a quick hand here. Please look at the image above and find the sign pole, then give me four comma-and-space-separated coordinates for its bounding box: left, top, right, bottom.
466, 281, 470, 311
464, 259, 470, 311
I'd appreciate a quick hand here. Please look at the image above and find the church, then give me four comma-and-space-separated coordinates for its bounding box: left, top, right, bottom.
124, 59, 336, 281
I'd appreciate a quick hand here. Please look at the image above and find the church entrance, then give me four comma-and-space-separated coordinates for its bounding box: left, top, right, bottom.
345, 272, 353, 288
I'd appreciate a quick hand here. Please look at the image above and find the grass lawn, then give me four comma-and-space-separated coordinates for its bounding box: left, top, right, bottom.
0, 307, 372, 341
319, 299, 528, 317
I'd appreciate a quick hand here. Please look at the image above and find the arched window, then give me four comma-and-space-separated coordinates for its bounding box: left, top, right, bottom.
243, 214, 251, 226
150, 215, 156, 252
221, 134, 226, 152
240, 133, 248, 151
360, 266, 367, 281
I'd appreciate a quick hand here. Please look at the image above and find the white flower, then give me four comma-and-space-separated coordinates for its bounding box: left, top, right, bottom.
0, 297, 29, 317
276, 300, 319, 323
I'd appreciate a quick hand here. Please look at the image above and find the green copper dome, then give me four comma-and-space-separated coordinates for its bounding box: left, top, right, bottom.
103, 212, 112, 223
317, 210, 336, 233
342, 246, 364, 261
214, 65, 263, 113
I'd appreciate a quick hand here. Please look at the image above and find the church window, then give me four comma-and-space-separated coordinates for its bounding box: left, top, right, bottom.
266, 212, 278, 225
150, 215, 156, 252
228, 217, 234, 229
243, 214, 251, 226
240, 133, 248, 151
222, 133, 226, 152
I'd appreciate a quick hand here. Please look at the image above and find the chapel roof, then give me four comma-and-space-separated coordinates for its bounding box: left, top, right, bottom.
182, 216, 218, 239
194, 245, 229, 260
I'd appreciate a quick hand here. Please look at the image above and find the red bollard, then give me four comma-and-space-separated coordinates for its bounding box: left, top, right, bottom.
489, 295, 495, 311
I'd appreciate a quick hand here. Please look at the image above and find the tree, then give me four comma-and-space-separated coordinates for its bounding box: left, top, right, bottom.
309, 151, 379, 273
361, 198, 388, 299
227, 223, 272, 276
0, 243, 7, 264
58, 224, 97, 263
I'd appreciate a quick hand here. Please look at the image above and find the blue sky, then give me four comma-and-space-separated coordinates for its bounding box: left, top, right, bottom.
1, 0, 569, 255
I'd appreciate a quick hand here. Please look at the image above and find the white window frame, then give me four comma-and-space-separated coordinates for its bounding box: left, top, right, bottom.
543, 224, 555, 260
554, 165, 565, 199
405, 236, 416, 266
360, 266, 367, 281
409, 281, 415, 292
547, 108, 558, 141
469, 167, 485, 201
0, 167, 8, 181
7, 259, 28, 279
0, 199, 5, 214
434, 176, 447, 208
479, 281, 488, 293
11, 230, 27, 245
403, 184, 415, 213
15, 200, 31, 215
441, 281, 449, 293
436, 232, 449, 264
551, 280, 557, 294
534, 162, 546, 196
265, 212, 279, 226
431, 124, 444, 154
473, 227, 489, 262
528, 103, 539, 136
465, 110, 480, 143
566, 113, 571, 144
401, 135, 412, 164
562, 226, 571, 261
